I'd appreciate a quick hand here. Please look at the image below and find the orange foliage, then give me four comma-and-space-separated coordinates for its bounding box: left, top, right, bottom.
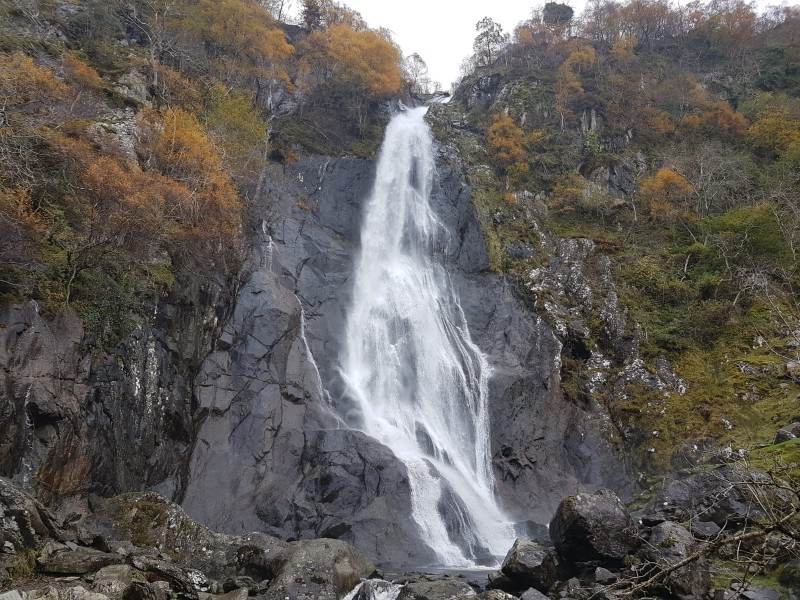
0, 52, 67, 110
680, 100, 748, 139
488, 113, 529, 186
63, 54, 103, 90
138, 107, 241, 244
640, 168, 694, 220
301, 24, 402, 99
190, 0, 294, 85
555, 42, 597, 118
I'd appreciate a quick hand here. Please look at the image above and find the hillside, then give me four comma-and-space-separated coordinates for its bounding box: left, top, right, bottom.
431, 0, 800, 473
1, 0, 800, 598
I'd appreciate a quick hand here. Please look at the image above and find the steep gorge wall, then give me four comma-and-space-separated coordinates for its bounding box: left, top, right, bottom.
0, 122, 631, 567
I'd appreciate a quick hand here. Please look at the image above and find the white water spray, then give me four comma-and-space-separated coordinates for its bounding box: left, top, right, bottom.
341, 107, 516, 567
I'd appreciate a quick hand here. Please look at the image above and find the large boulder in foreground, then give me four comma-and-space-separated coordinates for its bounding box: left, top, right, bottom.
260, 538, 375, 600
396, 579, 475, 600
639, 522, 711, 600
549, 489, 637, 567
500, 539, 558, 592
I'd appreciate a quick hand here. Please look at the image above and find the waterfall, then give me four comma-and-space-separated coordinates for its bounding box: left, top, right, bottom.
341, 107, 516, 567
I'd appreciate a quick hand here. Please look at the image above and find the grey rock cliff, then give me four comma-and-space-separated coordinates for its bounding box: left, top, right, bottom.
181, 137, 630, 564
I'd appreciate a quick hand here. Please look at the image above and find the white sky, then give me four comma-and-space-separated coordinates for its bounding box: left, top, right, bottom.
341, 1, 549, 89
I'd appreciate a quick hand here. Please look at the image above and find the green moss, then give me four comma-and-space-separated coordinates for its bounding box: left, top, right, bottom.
8, 548, 37, 580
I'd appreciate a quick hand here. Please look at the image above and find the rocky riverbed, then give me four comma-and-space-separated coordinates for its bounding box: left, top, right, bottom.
3, 443, 798, 600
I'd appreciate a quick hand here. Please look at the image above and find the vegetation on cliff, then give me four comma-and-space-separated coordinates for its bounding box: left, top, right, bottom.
0, 0, 411, 345
432, 0, 800, 472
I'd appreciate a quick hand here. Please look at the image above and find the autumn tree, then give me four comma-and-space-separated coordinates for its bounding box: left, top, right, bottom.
0, 53, 67, 188
555, 41, 597, 129
474, 17, 508, 67
205, 84, 269, 182
488, 112, 529, 187
137, 107, 242, 274
640, 167, 694, 222
187, 0, 294, 98
299, 23, 402, 131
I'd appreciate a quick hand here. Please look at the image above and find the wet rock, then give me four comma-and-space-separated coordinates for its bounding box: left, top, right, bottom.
38, 548, 123, 575
346, 580, 402, 600
396, 580, 475, 600
501, 538, 558, 592
774, 423, 800, 444
640, 522, 710, 600
549, 490, 637, 567
259, 538, 374, 600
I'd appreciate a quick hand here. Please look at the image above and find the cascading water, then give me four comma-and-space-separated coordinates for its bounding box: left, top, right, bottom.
341, 106, 516, 568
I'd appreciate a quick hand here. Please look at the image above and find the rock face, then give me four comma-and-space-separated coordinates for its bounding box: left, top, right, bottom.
181, 146, 630, 566
0, 120, 630, 567
0, 283, 228, 508
645, 465, 781, 527
549, 490, 637, 567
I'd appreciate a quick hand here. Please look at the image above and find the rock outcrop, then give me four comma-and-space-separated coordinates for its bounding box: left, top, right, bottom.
549, 490, 638, 568
1, 117, 631, 567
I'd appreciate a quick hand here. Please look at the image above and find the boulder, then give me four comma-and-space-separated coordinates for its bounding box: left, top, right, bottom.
594, 567, 616, 584
730, 583, 782, 600
645, 465, 787, 527
500, 539, 558, 592
640, 522, 710, 600
396, 580, 475, 600
258, 538, 374, 600
88, 493, 285, 579
487, 572, 519, 593
0, 477, 65, 550
39, 548, 123, 575
123, 582, 172, 600
520, 588, 549, 600
774, 423, 800, 444
472, 592, 514, 600
549, 490, 637, 567
198, 591, 247, 600
92, 564, 134, 596
346, 580, 402, 600
130, 556, 214, 596
690, 520, 721, 540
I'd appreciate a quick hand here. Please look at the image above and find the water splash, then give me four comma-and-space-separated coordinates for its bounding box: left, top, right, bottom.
341, 107, 516, 567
